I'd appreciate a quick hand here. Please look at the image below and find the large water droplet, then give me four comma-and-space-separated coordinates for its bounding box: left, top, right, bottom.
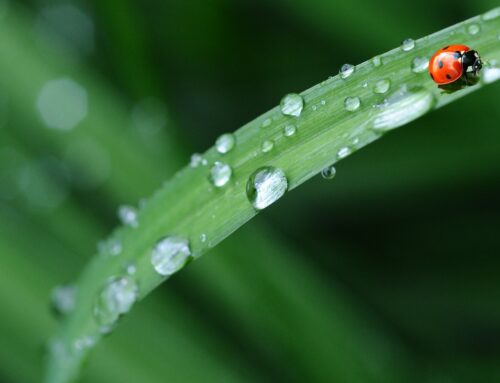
401, 38, 415, 51
321, 165, 336, 180
344, 97, 360, 112
339, 64, 355, 79
261, 140, 274, 153
467, 24, 480, 35
482, 66, 500, 84
151, 236, 191, 276
246, 167, 288, 210
337, 147, 351, 159
215, 133, 235, 154
280, 93, 304, 117
283, 124, 297, 137
94, 276, 138, 332
36, 77, 87, 131
372, 86, 435, 132
51, 285, 75, 317
411, 57, 429, 73
118, 205, 138, 228
373, 79, 391, 94
209, 161, 232, 187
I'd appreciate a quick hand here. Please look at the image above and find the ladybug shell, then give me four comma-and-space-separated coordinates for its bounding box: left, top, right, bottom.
429, 44, 470, 85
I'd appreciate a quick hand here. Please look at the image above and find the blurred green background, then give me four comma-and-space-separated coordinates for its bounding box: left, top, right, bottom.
1, 0, 500, 382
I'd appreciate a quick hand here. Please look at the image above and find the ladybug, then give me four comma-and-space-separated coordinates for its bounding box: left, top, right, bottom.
429, 44, 482, 87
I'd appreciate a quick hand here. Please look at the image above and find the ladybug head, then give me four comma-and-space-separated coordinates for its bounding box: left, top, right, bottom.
461, 50, 482, 77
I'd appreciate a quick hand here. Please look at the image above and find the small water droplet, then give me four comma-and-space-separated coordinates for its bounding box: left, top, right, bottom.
352, 137, 360, 145
215, 133, 236, 154
280, 93, 304, 117
151, 236, 191, 276
246, 167, 288, 210
283, 124, 297, 137
401, 38, 415, 51
372, 86, 435, 132
51, 285, 75, 316
261, 140, 274, 153
98, 238, 123, 257
200, 233, 207, 243
344, 97, 360, 112
118, 205, 138, 228
74, 335, 96, 352
372, 56, 381, 67
411, 57, 429, 73
261, 118, 272, 128
94, 276, 138, 332
481, 66, 500, 84
337, 147, 351, 159
124, 262, 136, 275
321, 165, 336, 180
209, 161, 232, 187
320, 99, 326, 106
373, 79, 391, 94
312, 105, 317, 111
482, 8, 500, 21
361, 81, 368, 88
190, 153, 206, 168
339, 63, 355, 79
467, 24, 480, 35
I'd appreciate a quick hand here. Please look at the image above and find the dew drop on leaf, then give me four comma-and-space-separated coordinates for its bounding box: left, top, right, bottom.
344, 97, 360, 112
280, 93, 304, 117
209, 161, 232, 187
246, 167, 288, 210
151, 236, 191, 276
215, 133, 236, 154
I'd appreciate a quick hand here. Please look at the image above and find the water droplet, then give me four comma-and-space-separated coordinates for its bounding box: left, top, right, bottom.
312, 105, 317, 111
215, 133, 235, 154
94, 276, 138, 332
482, 8, 500, 21
200, 233, 207, 243
74, 335, 96, 352
36, 77, 87, 131
280, 93, 304, 117
246, 167, 288, 210
339, 64, 355, 79
118, 205, 138, 228
51, 285, 75, 316
261, 118, 272, 128
98, 238, 123, 257
467, 24, 480, 35
190, 153, 207, 168
344, 97, 360, 112
125, 262, 136, 275
373, 79, 391, 94
361, 81, 368, 88
401, 38, 415, 51
481, 66, 500, 84
337, 147, 351, 159
411, 57, 429, 73
321, 165, 336, 180
283, 124, 297, 137
320, 100, 326, 106
372, 86, 435, 132
261, 140, 274, 153
209, 161, 232, 187
352, 137, 360, 146
372, 56, 381, 67
151, 236, 191, 276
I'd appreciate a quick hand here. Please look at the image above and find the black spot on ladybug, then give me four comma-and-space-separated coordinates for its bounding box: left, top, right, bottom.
438, 60, 444, 69
442, 46, 449, 50
446, 74, 452, 80
430, 73, 435, 80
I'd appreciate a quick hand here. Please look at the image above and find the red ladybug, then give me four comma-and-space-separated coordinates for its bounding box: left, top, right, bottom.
429, 44, 482, 86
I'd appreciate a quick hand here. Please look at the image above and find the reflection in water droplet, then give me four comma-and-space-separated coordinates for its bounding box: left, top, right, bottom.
246, 167, 288, 210
36, 77, 87, 130
209, 161, 232, 187
482, 8, 500, 21
321, 165, 336, 180
401, 38, 415, 51
94, 276, 138, 333
280, 93, 304, 117
51, 285, 75, 316
118, 205, 138, 228
372, 86, 435, 132
339, 64, 355, 79
373, 79, 391, 94
344, 97, 360, 112
467, 24, 480, 35
283, 124, 297, 137
337, 147, 351, 159
215, 133, 236, 154
151, 236, 191, 276
261, 140, 274, 153
411, 57, 429, 73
